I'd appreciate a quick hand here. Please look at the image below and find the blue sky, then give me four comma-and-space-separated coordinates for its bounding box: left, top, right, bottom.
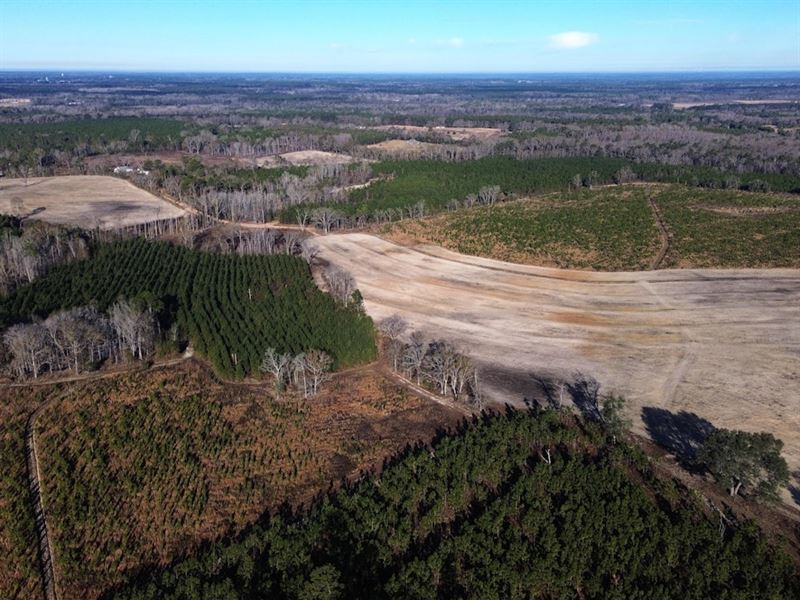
1, 0, 798, 72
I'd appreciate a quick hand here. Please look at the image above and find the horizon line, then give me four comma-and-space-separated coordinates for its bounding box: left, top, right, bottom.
1, 67, 800, 76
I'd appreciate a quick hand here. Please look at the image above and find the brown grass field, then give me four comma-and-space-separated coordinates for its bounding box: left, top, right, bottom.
366, 138, 445, 157
4, 360, 460, 599
253, 149, 357, 167
314, 233, 800, 505
0, 175, 185, 229
373, 124, 504, 141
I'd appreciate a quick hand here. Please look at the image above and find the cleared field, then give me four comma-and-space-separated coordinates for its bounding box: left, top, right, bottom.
386, 185, 800, 270
13, 360, 459, 599
314, 233, 800, 502
365, 138, 443, 156
0, 176, 184, 229
674, 99, 799, 109
374, 124, 504, 141
254, 149, 356, 167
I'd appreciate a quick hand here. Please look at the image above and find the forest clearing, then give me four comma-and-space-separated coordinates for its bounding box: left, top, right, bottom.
0, 176, 185, 229
313, 232, 800, 502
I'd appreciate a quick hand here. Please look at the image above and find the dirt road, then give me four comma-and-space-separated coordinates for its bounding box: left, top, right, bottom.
314, 233, 800, 482
26, 404, 59, 600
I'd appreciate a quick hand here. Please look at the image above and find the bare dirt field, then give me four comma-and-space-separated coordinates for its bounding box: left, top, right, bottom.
673, 99, 799, 109
253, 149, 356, 167
366, 138, 446, 157
374, 125, 504, 141
314, 233, 800, 498
0, 176, 185, 229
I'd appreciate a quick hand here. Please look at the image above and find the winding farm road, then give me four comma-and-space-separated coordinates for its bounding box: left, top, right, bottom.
314, 233, 800, 484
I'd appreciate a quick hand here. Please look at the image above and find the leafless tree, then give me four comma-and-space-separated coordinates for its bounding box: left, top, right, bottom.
0, 224, 89, 294
378, 314, 407, 370
422, 340, 457, 396
325, 267, 356, 304
477, 185, 501, 205
236, 229, 281, 255
109, 300, 156, 361
422, 340, 476, 401
449, 351, 477, 401
260, 347, 293, 391
311, 207, 341, 234
304, 349, 333, 396
4, 305, 117, 378
300, 241, 320, 264
291, 352, 308, 397
401, 331, 427, 385
613, 165, 637, 184
296, 206, 312, 230
283, 231, 302, 255
4, 323, 51, 379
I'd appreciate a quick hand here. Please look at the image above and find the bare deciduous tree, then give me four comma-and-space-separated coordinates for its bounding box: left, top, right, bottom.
4, 322, 50, 379
477, 185, 501, 205
4, 305, 118, 378
378, 315, 407, 370
300, 241, 320, 264
109, 300, 156, 361
283, 231, 302, 255
296, 206, 312, 230
401, 331, 427, 385
311, 207, 341, 234
304, 349, 333, 396
260, 347, 293, 391
325, 267, 356, 304
291, 352, 308, 397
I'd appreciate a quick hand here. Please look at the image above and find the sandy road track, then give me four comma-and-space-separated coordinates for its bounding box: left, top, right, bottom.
26, 404, 59, 600
314, 233, 800, 481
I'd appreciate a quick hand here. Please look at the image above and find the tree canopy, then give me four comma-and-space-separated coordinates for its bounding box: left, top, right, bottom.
110, 411, 800, 600
699, 428, 790, 499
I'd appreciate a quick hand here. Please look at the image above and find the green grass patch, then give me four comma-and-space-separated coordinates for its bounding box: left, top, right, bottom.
390, 185, 800, 270
655, 187, 800, 268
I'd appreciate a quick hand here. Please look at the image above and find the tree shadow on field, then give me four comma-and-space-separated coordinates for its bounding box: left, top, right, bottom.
567, 372, 602, 422
525, 371, 607, 421
789, 471, 800, 508
641, 407, 716, 470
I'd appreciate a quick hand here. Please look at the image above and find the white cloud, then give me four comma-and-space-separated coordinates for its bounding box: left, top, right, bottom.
548, 31, 598, 50
436, 37, 464, 48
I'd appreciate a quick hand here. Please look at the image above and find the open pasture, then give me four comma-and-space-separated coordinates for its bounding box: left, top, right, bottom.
0, 176, 184, 230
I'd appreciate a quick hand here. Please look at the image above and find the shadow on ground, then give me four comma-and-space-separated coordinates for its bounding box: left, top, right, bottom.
790, 471, 800, 508
641, 407, 716, 469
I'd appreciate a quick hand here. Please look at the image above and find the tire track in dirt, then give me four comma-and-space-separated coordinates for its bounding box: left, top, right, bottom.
25, 402, 59, 600
648, 196, 671, 270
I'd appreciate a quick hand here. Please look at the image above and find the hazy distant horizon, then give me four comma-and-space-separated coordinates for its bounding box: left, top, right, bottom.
2, 69, 799, 77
